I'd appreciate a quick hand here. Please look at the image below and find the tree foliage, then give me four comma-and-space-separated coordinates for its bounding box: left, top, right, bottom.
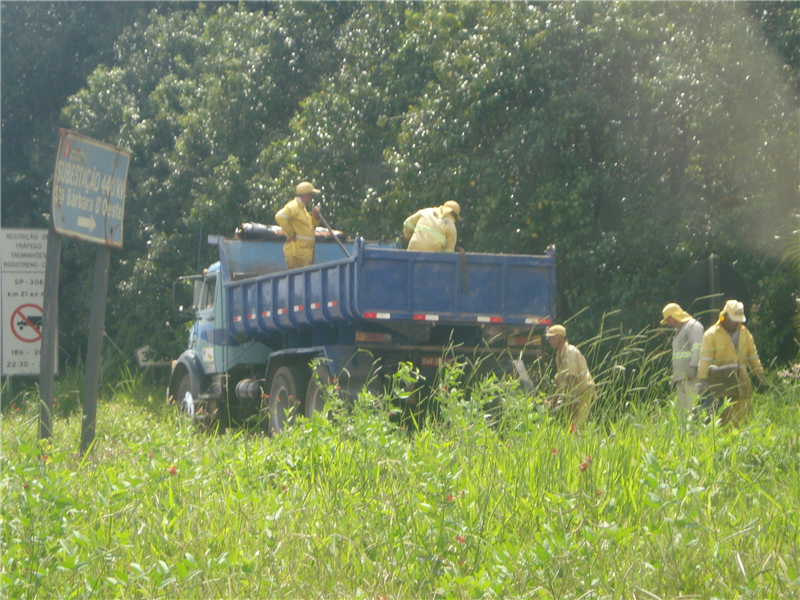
3, 1, 798, 365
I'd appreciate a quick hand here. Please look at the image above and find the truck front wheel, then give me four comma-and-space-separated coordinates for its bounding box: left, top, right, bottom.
267, 366, 308, 435
176, 373, 196, 418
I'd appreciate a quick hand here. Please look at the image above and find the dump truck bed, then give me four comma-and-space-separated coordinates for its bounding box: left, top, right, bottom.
218, 237, 556, 339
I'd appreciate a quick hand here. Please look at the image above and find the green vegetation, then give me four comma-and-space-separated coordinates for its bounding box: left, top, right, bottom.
3, 356, 799, 599
2, 2, 798, 368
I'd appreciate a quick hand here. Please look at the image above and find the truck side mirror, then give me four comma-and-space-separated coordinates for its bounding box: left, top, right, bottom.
172, 275, 204, 320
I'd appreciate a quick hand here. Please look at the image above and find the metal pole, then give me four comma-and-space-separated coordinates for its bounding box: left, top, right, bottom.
80, 245, 111, 455
708, 252, 721, 324
39, 227, 61, 440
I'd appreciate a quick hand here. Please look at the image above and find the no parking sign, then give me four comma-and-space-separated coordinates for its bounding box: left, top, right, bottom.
1, 229, 53, 376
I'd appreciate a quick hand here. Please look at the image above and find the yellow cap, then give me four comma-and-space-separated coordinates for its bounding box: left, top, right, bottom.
722, 299, 746, 323
442, 200, 462, 221
296, 181, 320, 195
545, 324, 566, 338
660, 303, 692, 325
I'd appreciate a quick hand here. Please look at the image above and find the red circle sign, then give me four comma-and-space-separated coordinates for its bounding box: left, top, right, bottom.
10, 303, 43, 343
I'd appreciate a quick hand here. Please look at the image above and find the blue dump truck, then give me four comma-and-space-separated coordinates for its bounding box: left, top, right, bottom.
168, 230, 556, 433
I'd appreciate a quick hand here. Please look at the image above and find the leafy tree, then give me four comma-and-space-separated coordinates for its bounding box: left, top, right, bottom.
60, 3, 350, 359
0, 1, 184, 229
27, 1, 800, 366
245, 2, 433, 239
376, 2, 798, 353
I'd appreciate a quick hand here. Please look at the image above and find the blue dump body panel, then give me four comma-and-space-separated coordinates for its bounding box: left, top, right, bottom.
219, 237, 556, 339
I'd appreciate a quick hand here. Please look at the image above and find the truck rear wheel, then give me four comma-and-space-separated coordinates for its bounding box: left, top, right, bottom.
305, 364, 335, 419
268, 366, 308, 435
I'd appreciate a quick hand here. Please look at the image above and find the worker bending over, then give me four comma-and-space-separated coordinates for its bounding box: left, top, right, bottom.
403, 200, 462, 252
697, 299, 767, 427
546, 324, 596, 429
661, 303, 704, 417
275, 181, 321, 269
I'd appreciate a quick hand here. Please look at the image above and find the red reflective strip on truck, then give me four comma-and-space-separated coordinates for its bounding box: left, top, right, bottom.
311, 303, 320, 310
525, 317, 552, 325
413, 314, 439, 322
328, 301, 338, 307
364, 312, 391, 319
233, 316, 242, 322
477, 316, 503, 323
248, 313, 256, 320
278, 308, 287, 315
262, 311, 271, 318
294, 305, 304, 312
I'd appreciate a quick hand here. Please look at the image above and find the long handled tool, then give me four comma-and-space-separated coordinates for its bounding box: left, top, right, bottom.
317, 209, 351, 259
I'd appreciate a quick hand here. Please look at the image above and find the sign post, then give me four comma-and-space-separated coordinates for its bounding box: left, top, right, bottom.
39, 227, 61, 439
40, 130, 130, 452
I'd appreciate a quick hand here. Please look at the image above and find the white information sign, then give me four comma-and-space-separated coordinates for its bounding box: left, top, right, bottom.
1, 229, 51, 376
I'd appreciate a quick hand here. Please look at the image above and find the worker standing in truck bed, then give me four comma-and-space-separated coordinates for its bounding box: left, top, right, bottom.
275, 181, 322, 268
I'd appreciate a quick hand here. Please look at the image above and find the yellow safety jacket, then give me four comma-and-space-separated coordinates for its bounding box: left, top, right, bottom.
275, 197, 320, 268
555, 343, 596, 402
403, 207, 457, 252
698, 320, 764, 399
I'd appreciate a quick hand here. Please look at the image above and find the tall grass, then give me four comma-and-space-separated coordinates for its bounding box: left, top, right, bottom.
2, 332, 799, 599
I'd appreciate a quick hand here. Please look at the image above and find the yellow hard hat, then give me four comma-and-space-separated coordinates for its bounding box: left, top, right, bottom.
442, 200, 462, 221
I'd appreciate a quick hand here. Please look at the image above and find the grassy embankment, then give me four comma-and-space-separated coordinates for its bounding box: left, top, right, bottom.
2, 339, 799, 599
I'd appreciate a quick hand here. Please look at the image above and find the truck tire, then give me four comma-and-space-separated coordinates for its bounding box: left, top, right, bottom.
305, 364, 335, 419
176, 373, 196, 419
268, 366, 308, 435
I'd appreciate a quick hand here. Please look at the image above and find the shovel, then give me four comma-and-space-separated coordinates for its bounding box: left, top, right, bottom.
317, 209, 351, 259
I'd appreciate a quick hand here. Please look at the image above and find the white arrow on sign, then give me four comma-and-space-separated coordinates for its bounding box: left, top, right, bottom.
77, 214, 97, 232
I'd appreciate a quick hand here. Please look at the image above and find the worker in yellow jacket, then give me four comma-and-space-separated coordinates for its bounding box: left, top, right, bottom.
275, 181, 321, 269
545, 324, 596, 429
403, 201, 462, 252
697, 299, 767, 426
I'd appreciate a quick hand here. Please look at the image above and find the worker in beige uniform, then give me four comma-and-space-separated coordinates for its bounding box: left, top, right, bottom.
275, 181, 322, 269
661, 303, 704, 417
697, 299, 767, 427
545, 324, 596, 429
403, 201, 462, 252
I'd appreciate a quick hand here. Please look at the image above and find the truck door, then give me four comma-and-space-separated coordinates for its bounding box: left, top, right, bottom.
192, 272, 218, 374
